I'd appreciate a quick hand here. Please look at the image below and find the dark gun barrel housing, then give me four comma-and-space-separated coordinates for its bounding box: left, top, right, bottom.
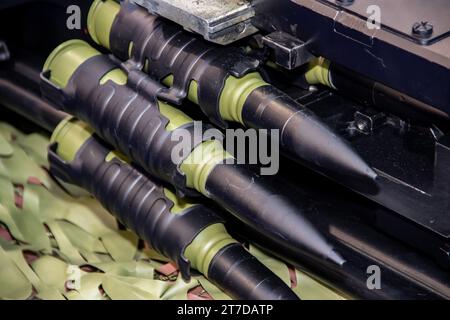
87, 0, 377, 194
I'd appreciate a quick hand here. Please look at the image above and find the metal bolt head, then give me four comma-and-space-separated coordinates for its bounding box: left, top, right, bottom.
235, 23, 246, 34
356, 118, 370, 133
336, 0, 354, 6
412, 21, 434, 39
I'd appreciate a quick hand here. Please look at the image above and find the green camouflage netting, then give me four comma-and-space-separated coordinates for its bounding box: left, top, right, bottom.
0, 122, 345, 300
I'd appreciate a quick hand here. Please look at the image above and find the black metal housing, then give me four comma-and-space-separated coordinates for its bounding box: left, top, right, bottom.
253, 0, 450, 118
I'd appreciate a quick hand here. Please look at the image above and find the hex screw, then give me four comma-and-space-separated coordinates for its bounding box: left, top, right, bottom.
412, 21, 434, 39
235, 23, 245, 34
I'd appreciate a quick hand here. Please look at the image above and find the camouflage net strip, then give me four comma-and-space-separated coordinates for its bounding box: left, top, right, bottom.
0, 122, 345, 300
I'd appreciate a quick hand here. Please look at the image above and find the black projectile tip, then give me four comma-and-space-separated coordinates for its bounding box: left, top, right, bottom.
242, 86, 378, 195
208, 243, 299, 300
205, 164, 341, 270
282, 109, 379, 195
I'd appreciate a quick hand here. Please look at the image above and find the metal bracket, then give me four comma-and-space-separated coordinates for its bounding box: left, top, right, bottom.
353, 109, 386, 135
318, 0, 450, 46
262, 31, 314, 70
109, 54, 183, 106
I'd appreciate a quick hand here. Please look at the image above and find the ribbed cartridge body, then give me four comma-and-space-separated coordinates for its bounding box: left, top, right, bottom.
42, 40, 209, 197
48, 118, 299, 300
48, 118, 223, 280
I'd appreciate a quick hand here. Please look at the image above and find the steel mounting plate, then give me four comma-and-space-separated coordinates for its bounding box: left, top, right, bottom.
319, 0, 450, 45
133, 0, 258, 45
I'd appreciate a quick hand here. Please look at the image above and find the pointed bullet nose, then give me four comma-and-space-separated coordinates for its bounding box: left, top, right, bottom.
258, 193, 346, 268
242, 85, 377, 193
327, 249, 346, 267
282, 109, 379, 194
206, 163, 341, 266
